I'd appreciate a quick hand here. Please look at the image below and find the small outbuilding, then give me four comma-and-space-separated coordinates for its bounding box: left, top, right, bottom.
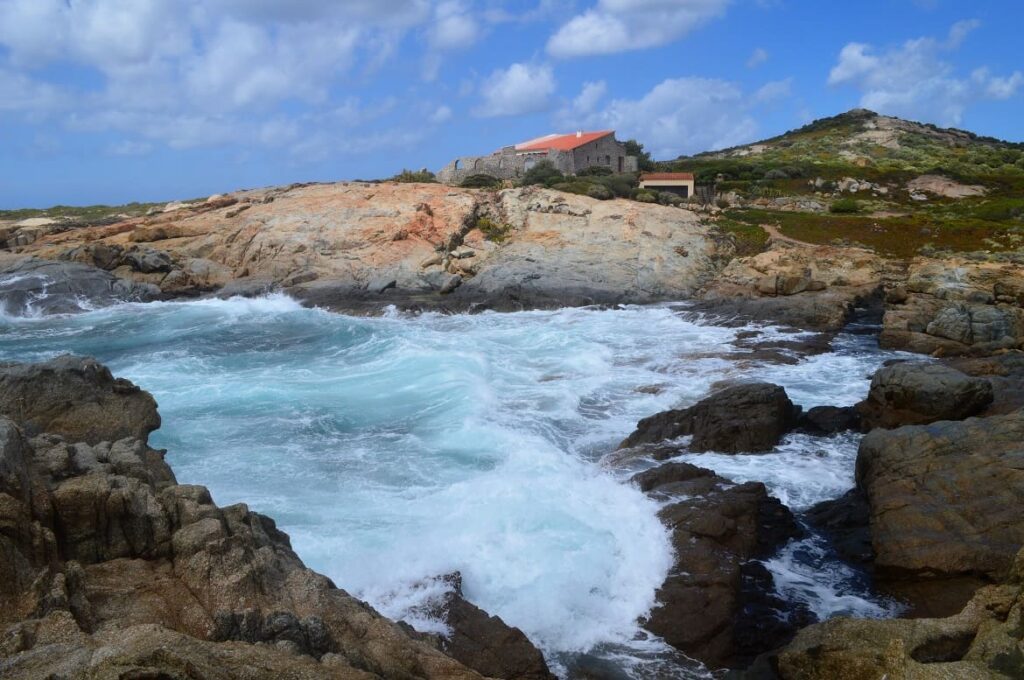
639, 172, 696, 199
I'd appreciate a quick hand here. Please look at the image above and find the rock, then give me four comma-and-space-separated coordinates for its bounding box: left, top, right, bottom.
776, 573, 1023, 680
0, 255, 158, 315
422, 573, 554, 680
636, 462, 807, 669
621, 383, 801, 453
855, 362, 994, 430
367, 276, 397, 294
798, 406, 861, 435
440, 274, 463, 295
123, 247, 174, 273
0, 358, 485, 679
805, 490, 873, 565
0, 355, 160, 444
856, 411, 1024, 582
946, 352, 1024, 415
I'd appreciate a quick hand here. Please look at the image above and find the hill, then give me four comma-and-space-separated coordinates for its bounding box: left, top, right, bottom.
661, 109, 1024, 257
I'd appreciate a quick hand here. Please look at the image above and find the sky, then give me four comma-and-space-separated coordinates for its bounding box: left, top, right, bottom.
0, 0, 1022, 208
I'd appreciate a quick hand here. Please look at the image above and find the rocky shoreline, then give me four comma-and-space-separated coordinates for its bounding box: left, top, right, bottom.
3, 182, 1024, 678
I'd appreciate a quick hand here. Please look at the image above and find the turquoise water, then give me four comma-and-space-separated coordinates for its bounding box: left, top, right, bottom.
0, 295, 899, 676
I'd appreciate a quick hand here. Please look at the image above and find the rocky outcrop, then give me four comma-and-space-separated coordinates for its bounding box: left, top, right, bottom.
634, 462, 808, 669
776, 549, 1024, 680
856, 411, 1024, 582
620, 382, 801, 452
797, 406, 861, 435
696, 240, 886, 330
0, 254, 158, 315
5, 182, 732, 314
0, 357, 495, 679
855, 361, 994, 430
880, 257, 1024, 356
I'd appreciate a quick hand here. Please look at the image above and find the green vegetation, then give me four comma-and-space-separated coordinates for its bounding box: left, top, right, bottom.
713, 215, 771, 256
475, 217, 513, 242
389, 169, 437, 183
624, 139, 655, 171
460, 174, 502, 189
829, 198, 861, 214
521, 160, 565, 186
0, 201, 166, 227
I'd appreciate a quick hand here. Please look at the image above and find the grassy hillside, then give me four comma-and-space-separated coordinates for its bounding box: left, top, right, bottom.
663, 109, 1024, 257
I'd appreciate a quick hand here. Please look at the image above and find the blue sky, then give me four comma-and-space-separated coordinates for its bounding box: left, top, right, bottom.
1, 0, 1021, 208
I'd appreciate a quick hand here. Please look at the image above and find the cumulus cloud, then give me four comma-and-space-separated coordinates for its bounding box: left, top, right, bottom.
423, 1, 481, 80
558, 77, 760, 158
747, 47, 769, 68
547, 0, 730, 58
828, 21, 1022, 126
474, 63, 557, 117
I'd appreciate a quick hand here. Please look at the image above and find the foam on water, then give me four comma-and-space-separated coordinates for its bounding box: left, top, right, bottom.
0, 296, 905, 674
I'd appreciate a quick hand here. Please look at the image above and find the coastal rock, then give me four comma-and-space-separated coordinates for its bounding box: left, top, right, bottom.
621, 382, 800, 453
0, 355, 160, 444
0, 358, 487, 679
9, 182, 731, 313
636, 462, 808, 668
856, 411, 1024, 581
0, 254, 157, 315
697, 240, 885, 330
421, 573, 555, 680
805, 490, 873, 565
776, 565, 1024, 680
947, 352, 1024, 415
880, 257, 1024, 356
855, 362, 994, 430
798, 405, 861, 435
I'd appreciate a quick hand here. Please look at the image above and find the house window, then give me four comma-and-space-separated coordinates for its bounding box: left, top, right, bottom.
605, 155, 611, 165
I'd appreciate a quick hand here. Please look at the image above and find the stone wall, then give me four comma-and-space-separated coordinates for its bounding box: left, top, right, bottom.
438, 135, 637, 185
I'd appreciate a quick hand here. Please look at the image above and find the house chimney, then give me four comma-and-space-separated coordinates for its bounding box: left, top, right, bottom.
576, 131, 582, 138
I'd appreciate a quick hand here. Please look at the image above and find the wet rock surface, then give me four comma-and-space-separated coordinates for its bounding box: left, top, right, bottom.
855, 361, 994, 430
621, 382, 801, 453
0, 254, 157, 315
0, 357, 489, 679
634, 461, 808, 669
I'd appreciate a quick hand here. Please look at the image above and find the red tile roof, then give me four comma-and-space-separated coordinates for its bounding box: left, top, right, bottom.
640, 172, 695, 181
515, 130, 614, 152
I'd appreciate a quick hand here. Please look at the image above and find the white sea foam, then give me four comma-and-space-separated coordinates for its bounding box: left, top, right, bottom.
0, 296, 906, 676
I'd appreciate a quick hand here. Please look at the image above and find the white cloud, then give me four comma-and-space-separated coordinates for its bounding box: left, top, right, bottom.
573, 81, 609, 115
754, 78, 792, 103
547, 0, 730, 58
558, 77, 760, 158
474, 62, 557, 117
747, 47, 769, 68
828, 21, 1022, 126
423, 1, 481, 81
430, 105, 454, 123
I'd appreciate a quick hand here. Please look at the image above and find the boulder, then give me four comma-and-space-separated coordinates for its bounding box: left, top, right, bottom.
798, 405, 861, 435
0, 255, 158, 315
0, 355, 160, 444
856, 362, 994, 430
805, 490, 873, 566
636, 462, 808, 669
621, 383, 801, 453
421, 573, 554, 680
856, 411, 1024, 581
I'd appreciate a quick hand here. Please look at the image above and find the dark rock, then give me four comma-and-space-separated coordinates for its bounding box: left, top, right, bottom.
856, 411, 1024, 582
621, 383, 801, 453
805, 489, 874, 565
123, 247, 174, 274
946, 352, 1024, 415
798, 406, 861, 435
440, 274, 463, 295
855, 362, 994, 430
426, 572, 555, 680
0, 355, 160, 444
0, 256, 157, 315
636, 462, 804, 669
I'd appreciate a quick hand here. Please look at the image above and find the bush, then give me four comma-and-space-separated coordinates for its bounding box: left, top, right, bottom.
390, 169, 437, 183
830, 198, 861, 214
764, 169, 790, 180
635, 191, 657, 203
624, 139, 655, 172
475, 217, 512, 242
577, 166, 613, 177
460, 174, 501, 189
716, 198, 730, 209
658, 191, 683, 206
587, 184, 613, 200
521, 160, 564, 186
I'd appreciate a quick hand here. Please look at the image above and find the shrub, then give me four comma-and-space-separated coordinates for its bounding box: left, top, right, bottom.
624, 139, 656, 171
830, 198, 861, 214
587, 184, 613, 200
521, 160, 564, 186
658, 191, 683, 206
577, 166, 613, 177
716, 198, 730, 209
764, 169, 790, 180
635, 191, 657, 203
475, 217, 512, 242
460, 174, 501, 189
390, 169, 437, 183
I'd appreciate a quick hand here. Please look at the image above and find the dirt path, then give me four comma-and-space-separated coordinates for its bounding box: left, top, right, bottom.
760, 223, 816, 247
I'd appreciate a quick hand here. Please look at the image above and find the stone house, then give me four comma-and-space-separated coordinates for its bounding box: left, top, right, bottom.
438, 130, 639, 184
639, 172, 696, 199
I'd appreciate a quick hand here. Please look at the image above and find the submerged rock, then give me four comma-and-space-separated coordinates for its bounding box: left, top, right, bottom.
635, 462, 808, 669
855, 362, 994, 430
0, 357, 486, 679
621, 382, 801, 453
0, 255, 157, 315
